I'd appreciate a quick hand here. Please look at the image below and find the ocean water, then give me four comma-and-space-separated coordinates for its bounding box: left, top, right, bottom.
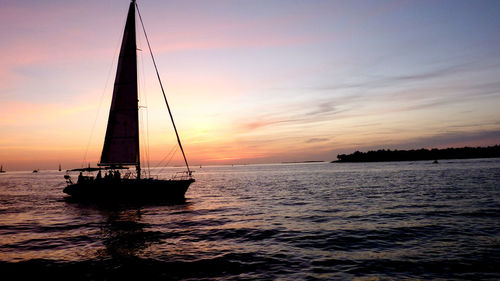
0, 159, 499, 280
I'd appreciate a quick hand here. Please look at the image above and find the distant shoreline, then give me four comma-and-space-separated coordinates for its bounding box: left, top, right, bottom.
281, 161, 325, 164
332, 145, 500, 163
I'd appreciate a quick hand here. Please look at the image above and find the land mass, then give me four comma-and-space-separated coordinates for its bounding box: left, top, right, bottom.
281, 160, 325, 164
333, 145, 500, 163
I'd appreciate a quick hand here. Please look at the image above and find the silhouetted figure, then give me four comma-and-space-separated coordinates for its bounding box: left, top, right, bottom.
96, 170, 102, 181
115, 170, 121, 181
78, 172, 84, 183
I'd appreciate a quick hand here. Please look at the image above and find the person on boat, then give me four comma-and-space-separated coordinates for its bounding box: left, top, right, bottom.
114, 170, 121, 181
78, 172, 84, 183
96, 170, 102, 181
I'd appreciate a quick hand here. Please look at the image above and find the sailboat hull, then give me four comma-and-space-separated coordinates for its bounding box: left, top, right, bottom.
63, 178, 194, 202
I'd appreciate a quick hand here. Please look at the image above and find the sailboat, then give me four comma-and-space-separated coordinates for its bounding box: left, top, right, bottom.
63, 0, 194, 202
0, 165, 5, 173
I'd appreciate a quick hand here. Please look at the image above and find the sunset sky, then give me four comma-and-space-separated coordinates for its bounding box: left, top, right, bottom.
1, 0, 500, 171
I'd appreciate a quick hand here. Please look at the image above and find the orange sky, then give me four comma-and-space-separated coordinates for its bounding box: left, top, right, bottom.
1, 0, 500, 171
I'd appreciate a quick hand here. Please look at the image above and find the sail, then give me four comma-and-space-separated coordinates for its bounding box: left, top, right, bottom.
100, 1, 139, 166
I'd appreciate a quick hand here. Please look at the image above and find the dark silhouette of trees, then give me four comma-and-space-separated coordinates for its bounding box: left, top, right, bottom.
334, 145, 500, 162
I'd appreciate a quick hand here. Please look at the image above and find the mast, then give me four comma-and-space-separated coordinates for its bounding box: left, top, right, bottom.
136, 3, 192, 175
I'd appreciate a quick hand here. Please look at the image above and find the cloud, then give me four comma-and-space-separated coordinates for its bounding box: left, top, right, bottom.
306, 101, 343, 116
315, 60, 500, 93
253, 57, 500, 138
241, 119, 304, 131
305, 138, 329, 143
400, 129, 500, 149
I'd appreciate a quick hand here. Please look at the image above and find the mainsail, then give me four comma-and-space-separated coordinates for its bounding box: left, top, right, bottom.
100, 1, 139, 167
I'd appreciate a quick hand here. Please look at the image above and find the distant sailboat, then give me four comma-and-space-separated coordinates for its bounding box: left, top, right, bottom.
0, 165, 5, 173
59, 163, 62, 172
63, 0, 194, 201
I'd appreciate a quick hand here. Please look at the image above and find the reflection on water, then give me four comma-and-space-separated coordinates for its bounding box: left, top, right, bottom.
0, 160, 499, 279
98, 208, 149, 259
63, 200, 196, 262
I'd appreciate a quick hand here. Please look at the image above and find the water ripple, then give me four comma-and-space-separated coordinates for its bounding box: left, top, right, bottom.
0, 159, 499, 279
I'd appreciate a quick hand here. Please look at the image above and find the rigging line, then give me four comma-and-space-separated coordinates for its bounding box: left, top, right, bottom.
158, 148, 179, 176
139, 108, 146, 176
145, 103, 151, 178
145, 107, 151, 178
136, 3, 192, 175
156, 143, 177, 168
140, 49, 152, 178
164, 149, 178, 167
156, 145, 178, 176
137, 25, 152, 178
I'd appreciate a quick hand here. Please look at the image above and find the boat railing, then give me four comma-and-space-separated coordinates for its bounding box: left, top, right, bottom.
172, 171, 193, 181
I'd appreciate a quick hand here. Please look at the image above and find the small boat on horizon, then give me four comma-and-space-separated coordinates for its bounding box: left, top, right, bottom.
0, 165, 5, 173
63, 0, 194, 202
33, 169, 39, 173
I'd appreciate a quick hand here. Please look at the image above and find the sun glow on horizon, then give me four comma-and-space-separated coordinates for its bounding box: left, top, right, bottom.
1, 0, 500, 171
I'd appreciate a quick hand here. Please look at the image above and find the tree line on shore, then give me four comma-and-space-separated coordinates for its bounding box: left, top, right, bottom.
334, 145, 500, 163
